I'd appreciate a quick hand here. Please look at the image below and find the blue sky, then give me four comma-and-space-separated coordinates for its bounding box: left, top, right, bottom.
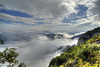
0, 0, 99, 33
0, 5, 88, 25
0, 19, 30, 25
0, 9, 33, 18
62, 5, 88, 23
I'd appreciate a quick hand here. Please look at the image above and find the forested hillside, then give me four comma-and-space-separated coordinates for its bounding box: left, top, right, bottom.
49, 27, 100, 67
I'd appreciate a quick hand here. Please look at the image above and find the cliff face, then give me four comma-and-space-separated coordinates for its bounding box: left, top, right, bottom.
78, 27, 100, 44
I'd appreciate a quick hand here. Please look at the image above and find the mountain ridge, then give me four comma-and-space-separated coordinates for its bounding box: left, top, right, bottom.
49, 27, 100, 67
78, 27, 100, 44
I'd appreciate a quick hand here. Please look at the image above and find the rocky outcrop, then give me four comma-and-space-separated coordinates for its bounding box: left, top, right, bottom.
44, 33, 64, 40
78, 27, 100, 44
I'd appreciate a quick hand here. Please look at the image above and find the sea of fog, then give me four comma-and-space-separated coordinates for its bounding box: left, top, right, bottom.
0, 32, 80, 67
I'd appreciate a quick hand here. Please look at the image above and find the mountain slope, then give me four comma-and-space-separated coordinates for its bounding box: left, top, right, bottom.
49, 27, 100, 67
78, 27, 100, 44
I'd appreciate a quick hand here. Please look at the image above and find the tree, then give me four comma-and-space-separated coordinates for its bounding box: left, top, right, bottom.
0, 48, 26, 67
18, 63, 26, 67
79, 47, 98, 64
0, 40, 4, 44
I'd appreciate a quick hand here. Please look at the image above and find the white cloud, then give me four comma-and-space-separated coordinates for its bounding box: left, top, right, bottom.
0, 0, 100, 67
78, 0, 100, 26
0, 0, 79, 21
0, 32, 78, 67
0, 13, 45, 24
0, 0, 99, 34
0, 21, 97, 34
89, 0, 100, 21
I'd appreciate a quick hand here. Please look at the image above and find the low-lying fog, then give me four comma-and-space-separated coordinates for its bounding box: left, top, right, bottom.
0, 32, 80, 67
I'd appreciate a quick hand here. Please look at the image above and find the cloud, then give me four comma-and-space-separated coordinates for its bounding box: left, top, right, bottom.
89, 0, 100, 21
0, 13, 64, 24
0, 0, 98, 30
77, 0, 100, 26
0, 0, 79, 21
0, 20, 98, 35
0, 13, 40, 24
0, 0, 100, 67
0, 0, 99, 25
0, 32, 78, 67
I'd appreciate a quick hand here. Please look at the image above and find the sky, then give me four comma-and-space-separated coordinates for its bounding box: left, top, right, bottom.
0, 0, 100, 34
0, 0, 100, 67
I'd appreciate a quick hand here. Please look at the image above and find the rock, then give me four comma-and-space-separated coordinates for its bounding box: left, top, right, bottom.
78, 27, 100, 44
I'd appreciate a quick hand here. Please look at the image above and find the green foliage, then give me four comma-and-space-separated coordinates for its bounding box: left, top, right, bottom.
49, 35, 100, 67
78, 27, 100, 44
50, 55, 66, 66
0, 48, 19, 65
79, 47, 98, 64
18, 63, 26, 67
0, 48, 26, 67
0, 40, 4, 44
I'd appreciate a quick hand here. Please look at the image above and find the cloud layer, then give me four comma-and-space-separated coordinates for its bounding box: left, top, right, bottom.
0, 0, 100, 67
0, 0, 79, 21
90, 0, 100, 22
0, 32, 78, 67
0, 0, 99, 31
